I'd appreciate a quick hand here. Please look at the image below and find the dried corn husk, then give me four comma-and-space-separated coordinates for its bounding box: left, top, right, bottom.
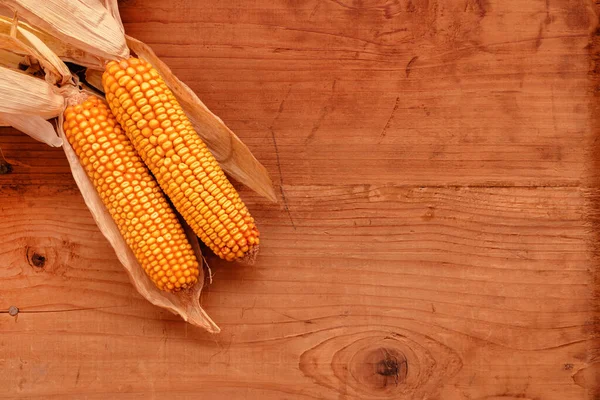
0, 14, 70, 81
58, 98, 219, 333
0, 32, 63, 81
17, 26, 70, 84
0, 47, 23, 68
0, 16, 63, 145
102, 0, 124, 35
0, 28, 70, 85
10, 16, 104, 68
126, 36, 277, 202
0, 65, 63, 117
84, 68, 103, 93
0, 0, 128, 62
0, 15, 103, 69
0, 112, 61, 146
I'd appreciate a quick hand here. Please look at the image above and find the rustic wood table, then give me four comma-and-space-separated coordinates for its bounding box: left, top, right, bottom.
1, 0, 599, 398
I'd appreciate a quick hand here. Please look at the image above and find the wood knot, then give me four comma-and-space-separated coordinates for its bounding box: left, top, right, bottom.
299, 329, 463, 398
376, 349, 408, 382
26, 247, 46, 269
353, 347, 408, 391
377, 357, 399, 377
23, 240, 73, 276
0, 162, 12, 175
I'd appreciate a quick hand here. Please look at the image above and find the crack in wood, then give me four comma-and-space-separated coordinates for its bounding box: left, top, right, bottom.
269, 86, 296, 230
379, 96, 400, 143
305, 80, 337, 145
405, 56, 419, 77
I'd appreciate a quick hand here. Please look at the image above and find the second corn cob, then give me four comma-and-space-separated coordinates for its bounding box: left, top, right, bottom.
64, 95, 200, 292
102, 58, 260, 263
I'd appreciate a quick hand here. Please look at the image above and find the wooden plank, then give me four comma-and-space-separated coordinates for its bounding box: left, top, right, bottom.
120, 0, 596, 188
0, 0, 598, 398
0, 183, 596, 399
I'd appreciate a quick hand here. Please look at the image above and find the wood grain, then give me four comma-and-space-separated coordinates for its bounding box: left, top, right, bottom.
1, 0, 599, 399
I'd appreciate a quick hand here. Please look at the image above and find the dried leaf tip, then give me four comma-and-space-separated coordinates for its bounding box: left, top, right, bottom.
0, 113, 62, 147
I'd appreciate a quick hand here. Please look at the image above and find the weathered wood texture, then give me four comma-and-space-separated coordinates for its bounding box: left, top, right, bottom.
1, 0, 599, 399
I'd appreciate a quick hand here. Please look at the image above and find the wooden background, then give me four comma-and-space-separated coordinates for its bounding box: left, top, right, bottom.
1, 0, 599, 398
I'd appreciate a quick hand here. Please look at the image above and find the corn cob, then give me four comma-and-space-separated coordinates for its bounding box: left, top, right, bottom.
63, 95, 200, 292
102, 58, 260, 263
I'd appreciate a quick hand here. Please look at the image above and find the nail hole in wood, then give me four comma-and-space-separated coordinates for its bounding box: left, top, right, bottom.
8, 306, 19, 316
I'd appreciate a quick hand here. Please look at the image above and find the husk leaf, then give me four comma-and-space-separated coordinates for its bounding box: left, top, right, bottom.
0, 32, 57, 81
0, 65, 63, 117
0, 31, 24, 52
84, 68, 104, 93
103, 0, 124, 35
0, 23, 69, 85
0, 47, 23, 68
0, 0, 128, 62
2, 15, 103, 69
58, 107, 219, 333
0, 112, 61, 146
17, 25, 70, 84
126, 36, 277, 203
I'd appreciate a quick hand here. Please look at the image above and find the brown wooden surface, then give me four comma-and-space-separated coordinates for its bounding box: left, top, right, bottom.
1, 0, 599, 398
